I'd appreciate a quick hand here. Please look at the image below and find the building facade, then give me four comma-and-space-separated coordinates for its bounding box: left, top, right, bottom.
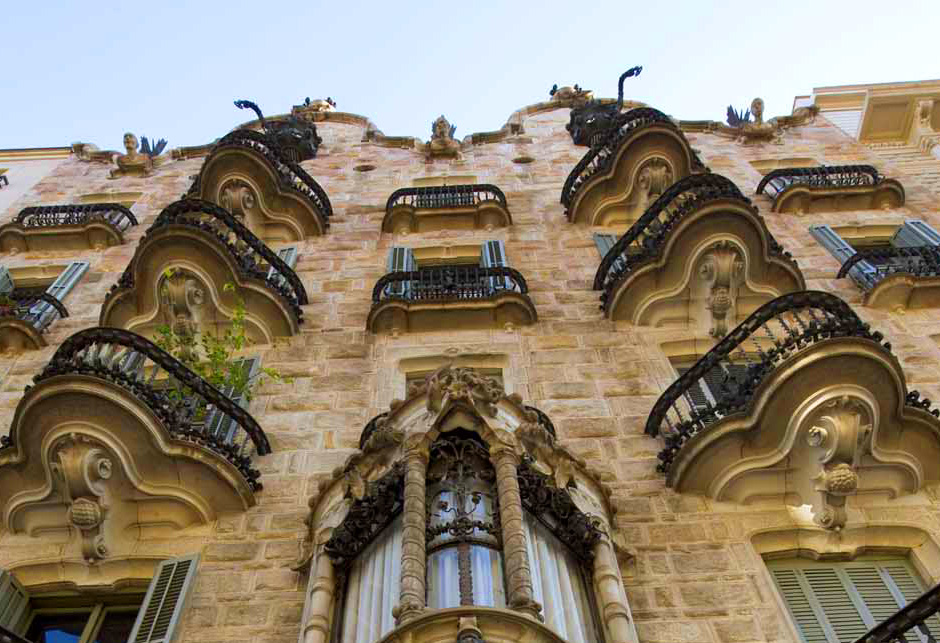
1, 79, 940, 643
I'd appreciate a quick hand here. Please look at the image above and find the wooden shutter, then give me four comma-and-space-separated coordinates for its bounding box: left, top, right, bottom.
30, 260, 89, 328
128, 555, 199, 643
877, 563, 940, 641
0, 569, 30, 634
0, 267, 13, 296
892, 220, 940, 248
385, 247, 416, 298
771, 568, 830, 643
481, 240, 511, 291
809, 225, 877, 288
267, 247, 298, 289
593, 233, 618, 258
205, 358, 259, 444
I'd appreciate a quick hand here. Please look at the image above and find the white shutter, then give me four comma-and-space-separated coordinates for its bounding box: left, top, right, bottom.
481, 240, 511, 292
30, 260, 90, 328
0, 569, 30, 634
205, 358, 259, 444
266, 247, 298, 288
892, 220, 940, 248
809, 225, 877, 288
593, 234, 618, 258
385, 247, 416, 298
0, 267, 13, 296
127, 555, 199, 643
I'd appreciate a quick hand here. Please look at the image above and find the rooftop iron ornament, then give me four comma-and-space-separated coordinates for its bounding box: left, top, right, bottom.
234, 99, 322, 162
566, 65, 643, 147
726, 105, 752, 127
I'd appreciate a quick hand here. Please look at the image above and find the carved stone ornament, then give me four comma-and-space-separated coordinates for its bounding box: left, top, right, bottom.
50, 435, 114, 561
697, 241, 745, 338
158, 268, 207, 348
423, 366, 505, 417
549, 83, 593, 104
426, 115, 461, 159
110, 133, 157, 178
219, 178, 257, 221
711, 97, 819, 145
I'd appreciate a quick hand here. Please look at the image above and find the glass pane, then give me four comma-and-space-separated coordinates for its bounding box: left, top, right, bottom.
470, 546, 506, 608
92, 610, 139, 643
25, 612, 90, 643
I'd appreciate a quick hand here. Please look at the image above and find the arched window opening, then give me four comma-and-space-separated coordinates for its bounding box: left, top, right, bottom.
426, 431, 505, 609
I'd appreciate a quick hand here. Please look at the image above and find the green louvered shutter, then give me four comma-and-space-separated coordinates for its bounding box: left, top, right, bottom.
385, 247, 416, 298
128, 555, 199, 643
205, 358, 259, 444
593, 233, 618, 258
481, 240, 511, 292
771, 568, 830, 643
0, 267, 13, 296
801, 566, 870, 642
30, 260, 89, 328
809, 225, 877, 289
891, 220, 940, 248
0, 569, 30, 634
267, 247, 298, 290
877, 563, 940, 641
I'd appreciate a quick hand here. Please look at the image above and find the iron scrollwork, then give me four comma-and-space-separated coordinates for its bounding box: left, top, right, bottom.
234, 99, 322, 162
566, 66, 643, 147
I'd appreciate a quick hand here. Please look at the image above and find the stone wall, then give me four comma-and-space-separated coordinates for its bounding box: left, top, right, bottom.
2, 102, 940, 643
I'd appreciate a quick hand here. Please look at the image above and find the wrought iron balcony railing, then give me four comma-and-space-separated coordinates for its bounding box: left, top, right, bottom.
1, 288, 69, 334
114, 199, 308, 324
385, 184, 507, 213
190, 128, 333, 223
371, 264, 529, 305
561, 107, 703, 219
4, 327, 271, 489
14, 203, 137, 232
593, 174, 793, 311
837, 246, 940, 291
645, 291, 936, 474
756, 164, 884, 200
853, 583, 940, 643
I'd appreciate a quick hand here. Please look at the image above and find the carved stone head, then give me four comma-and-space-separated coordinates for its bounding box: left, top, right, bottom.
750, 98, 765, 125
123, 132, 138, 156
432, 115, 456, 141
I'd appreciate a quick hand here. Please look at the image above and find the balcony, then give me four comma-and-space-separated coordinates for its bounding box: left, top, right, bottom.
0, 288, 68, 351
561, 107, 705, 225
367, 264, 536, 333
756, 164, 905, 214
838, 245, 940, 311
100, 198, 307, 342
188, 129, 332, 241
0, 203, 137, 253
594, 173, 804, 332
0, 327, 270, 561
383, 184, 511, 233
647, 291, 940, 530
854, 582, 940, 643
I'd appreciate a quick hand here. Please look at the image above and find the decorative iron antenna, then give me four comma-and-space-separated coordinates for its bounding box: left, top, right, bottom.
616, 66, 643, 109
234, 99, 266, 128
726, 105, 752, 128
139, 137, 167, 158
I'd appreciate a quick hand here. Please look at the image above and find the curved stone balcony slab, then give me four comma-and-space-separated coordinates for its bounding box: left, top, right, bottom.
100, 199, 307, 343
0, 290, 68, 351
367, 265, 536, 333
647, 291, 940, 530
0, 204, 137, 253
757, 164, 905, 214
838, 245, 940, 312
0, 327, 270, 561
594, 174, 804, 331
382, 184, 511, 233
560, 107, 706, 225
376, 607, 569, 643
188, 129, 332, 241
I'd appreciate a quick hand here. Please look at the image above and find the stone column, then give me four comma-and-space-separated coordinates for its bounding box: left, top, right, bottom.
593, 533, 637, 643
394, 446, 429, 624
301, 546, 337, 643
491, 445, 542, 620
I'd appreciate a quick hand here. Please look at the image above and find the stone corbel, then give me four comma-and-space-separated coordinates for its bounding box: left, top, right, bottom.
802, 395, 873, 530
424, 367, 504, 418
219, 178, 257, 222
158, 269, 207, 351
50, 435, 114, 562
698, 241, 744, 338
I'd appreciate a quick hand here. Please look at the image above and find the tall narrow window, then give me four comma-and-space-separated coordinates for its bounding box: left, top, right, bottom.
385, 247, 416, 298
769, 557, 940, 643
28, 261, 89, 329
480, 240, 511, 292
426, 431, 505, 609
340, 517, 402, 643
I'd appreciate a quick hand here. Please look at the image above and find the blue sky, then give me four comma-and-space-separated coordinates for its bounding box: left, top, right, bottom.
2, 0, 939, 149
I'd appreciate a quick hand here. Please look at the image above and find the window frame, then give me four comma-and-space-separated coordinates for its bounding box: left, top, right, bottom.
22, 594, 145, 643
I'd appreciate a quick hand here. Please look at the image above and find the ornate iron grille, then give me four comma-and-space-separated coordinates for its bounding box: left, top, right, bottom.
371, 264, 528, 304
645, 291, 937, 475
3, 327, 271, 489
1, 288, 69, 333
110, 199, 307, 325
385, 184, 507, 214
837, 246, 940, 291
853, 583, 940, 643
14, 203, 137, 232
756, 164, 883, 200
561, 107, 705, 220
592, 173, 795, 311
190, 129, 332, 224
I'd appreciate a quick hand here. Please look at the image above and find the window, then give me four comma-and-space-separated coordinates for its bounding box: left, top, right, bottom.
809, 220, 940, 287
0, 555, 199, 643
593, 233, 618, 258
769, 557, 939, 643
338, 518, 402, 643
383, 241, 513, 298
266, 246, 298, 290
27, 261, 89, 329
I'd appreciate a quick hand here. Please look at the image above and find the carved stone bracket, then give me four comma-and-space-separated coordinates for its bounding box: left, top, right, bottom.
51, 434, 114, 562
158, 268, 208, 348
697, 241, 745, 338
422, 367, 505, 418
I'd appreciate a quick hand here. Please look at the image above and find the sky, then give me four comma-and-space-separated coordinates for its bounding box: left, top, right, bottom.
2, 0, 939, 150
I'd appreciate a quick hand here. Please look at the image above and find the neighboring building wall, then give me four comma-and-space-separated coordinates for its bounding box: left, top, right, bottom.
1, 97, 940, 643
0, 150, 70, 215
